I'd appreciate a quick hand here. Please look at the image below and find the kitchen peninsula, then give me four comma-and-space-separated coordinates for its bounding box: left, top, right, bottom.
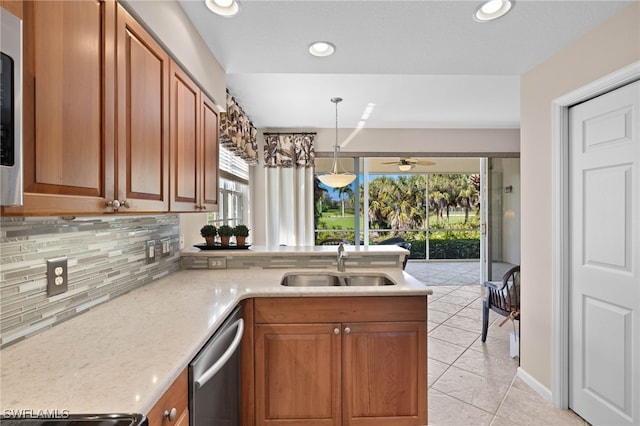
0, 245, 431, 425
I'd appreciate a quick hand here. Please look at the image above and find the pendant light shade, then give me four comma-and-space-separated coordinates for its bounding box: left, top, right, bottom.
318, 97, 356, 188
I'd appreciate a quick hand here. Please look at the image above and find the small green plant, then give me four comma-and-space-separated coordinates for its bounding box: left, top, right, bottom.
233, 224, 249, 237
200, 224, 217, 238
217, 225, 234, 237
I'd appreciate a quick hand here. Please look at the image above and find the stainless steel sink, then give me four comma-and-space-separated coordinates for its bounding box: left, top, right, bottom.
280, 272, 395, 287
343, 274, 395, 286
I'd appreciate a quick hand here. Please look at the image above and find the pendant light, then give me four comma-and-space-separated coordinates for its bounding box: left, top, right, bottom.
318, 97, 356, 188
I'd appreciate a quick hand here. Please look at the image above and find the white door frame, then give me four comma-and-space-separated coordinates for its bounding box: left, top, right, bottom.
551, 61, 640, 408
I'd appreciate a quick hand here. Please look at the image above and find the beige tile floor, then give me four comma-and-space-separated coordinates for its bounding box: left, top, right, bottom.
406, 261, 589, 426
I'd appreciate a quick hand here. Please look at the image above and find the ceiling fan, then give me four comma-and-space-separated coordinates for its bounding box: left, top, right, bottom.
381, 158, 436, 171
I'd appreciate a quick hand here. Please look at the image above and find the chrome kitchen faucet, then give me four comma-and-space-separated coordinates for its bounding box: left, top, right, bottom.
337, 242, 347, 272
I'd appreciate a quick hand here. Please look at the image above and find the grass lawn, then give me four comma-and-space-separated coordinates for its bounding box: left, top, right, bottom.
320, 214, 359, 229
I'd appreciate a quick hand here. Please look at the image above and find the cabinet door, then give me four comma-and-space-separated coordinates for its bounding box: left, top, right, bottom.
116, 4, 169, 213
169, 62, 200, 212
200, 95, 219, 210
255, 324, 342, 426
147, 369, 188, 426
342, 322, 427, 426
10, 0, 116, 215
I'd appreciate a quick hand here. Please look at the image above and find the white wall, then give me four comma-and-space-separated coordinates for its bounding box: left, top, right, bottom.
520, 2, 639, 390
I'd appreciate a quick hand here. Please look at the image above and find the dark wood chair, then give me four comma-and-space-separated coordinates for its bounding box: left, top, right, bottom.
318, 238, 351, 246
482, 265, 520, 342
376, 237, 412, 270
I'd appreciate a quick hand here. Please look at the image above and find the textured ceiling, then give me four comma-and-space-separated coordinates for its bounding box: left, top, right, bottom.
179, 0, 634, 129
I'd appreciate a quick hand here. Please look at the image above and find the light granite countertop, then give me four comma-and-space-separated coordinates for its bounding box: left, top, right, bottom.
0, 264, 430, 417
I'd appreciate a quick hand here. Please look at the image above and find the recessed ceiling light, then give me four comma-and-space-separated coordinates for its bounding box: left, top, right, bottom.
474, 0, 513, 22
308, 41, 336, 57
205, 0, 240, 17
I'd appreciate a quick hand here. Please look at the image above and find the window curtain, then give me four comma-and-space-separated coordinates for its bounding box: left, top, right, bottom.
220, 91, 258, 165
263, 133, 316, 246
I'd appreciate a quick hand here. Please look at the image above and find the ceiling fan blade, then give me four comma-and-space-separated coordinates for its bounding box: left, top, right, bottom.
415, 160, 436, 166
380, 161, 400, 165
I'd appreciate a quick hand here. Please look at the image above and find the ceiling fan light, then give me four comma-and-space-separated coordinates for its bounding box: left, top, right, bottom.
474, 0, 513, 22
205, 0, 240, 17
398, 164, 414, 172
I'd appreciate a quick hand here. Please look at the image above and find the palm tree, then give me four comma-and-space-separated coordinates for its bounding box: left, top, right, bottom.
313, 177, 328, 229
337, 185, 353, 217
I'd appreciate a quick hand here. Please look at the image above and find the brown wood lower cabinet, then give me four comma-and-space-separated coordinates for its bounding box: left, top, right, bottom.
147, 368, 189, 426
250, 297, 427, 426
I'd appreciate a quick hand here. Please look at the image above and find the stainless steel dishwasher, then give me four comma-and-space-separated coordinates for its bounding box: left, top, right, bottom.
189, 306, 243, 426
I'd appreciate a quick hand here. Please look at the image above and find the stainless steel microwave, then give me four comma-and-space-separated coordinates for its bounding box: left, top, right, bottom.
0, 8, 23, 206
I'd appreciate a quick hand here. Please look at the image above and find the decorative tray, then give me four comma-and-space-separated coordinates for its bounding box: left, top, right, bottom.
193, 243, 251, 250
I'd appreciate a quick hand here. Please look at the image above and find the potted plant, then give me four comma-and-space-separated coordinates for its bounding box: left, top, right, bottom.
217, 225, 234, 246
200, 224, 217, 246
233, 224, 249, 246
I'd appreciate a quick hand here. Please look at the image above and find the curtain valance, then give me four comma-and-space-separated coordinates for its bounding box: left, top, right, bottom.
263, 133, 316, 168
220, 91, 258, 165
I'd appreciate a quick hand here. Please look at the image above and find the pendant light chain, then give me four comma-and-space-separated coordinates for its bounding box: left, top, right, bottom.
318, 96, 356, 188
332, 97, 342, 173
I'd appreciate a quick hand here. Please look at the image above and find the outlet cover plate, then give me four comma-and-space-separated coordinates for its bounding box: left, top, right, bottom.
208, 257, 227, 269
161, 238, 170, 257
47, 258, 68, 297
146, 240, 156, 263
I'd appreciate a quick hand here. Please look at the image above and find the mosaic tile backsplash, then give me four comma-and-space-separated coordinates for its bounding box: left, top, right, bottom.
0, 215, 181, 347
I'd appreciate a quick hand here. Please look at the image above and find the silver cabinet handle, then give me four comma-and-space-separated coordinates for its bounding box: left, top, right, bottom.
107, 200, 130, 210
163, 408, 177, 421
344, 326, 351, 334
195, 319, 244, 389
333, 327, 340, 335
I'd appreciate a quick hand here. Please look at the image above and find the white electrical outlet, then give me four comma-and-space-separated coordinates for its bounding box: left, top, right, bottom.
161, 238, 170, 257
179, 234, 185, 249
208, 257, 227, 269
146, 240, 156, 263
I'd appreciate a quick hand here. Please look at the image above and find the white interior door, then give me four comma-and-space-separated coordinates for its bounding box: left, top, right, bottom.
569, 80, 640, 425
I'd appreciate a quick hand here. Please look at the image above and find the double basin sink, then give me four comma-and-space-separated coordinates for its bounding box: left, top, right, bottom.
281, 271, 395, 287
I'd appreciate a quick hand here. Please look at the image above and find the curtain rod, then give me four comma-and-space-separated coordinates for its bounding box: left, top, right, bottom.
263, 132, 317, 136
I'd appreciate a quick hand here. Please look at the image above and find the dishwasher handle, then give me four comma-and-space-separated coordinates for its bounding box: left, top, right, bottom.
195, 318, 244, 389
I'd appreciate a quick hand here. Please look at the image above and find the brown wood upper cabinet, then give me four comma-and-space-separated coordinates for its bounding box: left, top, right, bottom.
169, 63, 219, 212
2, 0, 116, 216
2, 1, 215, 216
116, 3, 170, 213
251, 296, 428, 426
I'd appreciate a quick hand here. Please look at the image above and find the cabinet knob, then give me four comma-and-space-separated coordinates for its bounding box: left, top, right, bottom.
163, 408, 177, 422
107, 200, 130, 210
344, 327, 351, 334
333, 327, 340, 335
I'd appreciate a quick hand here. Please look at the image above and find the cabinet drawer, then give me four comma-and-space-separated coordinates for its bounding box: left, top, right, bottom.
147, 369, 188, 426
254, 296, 427, 324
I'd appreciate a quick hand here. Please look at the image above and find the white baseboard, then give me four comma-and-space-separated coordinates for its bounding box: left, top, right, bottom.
517, 367, 553, 402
